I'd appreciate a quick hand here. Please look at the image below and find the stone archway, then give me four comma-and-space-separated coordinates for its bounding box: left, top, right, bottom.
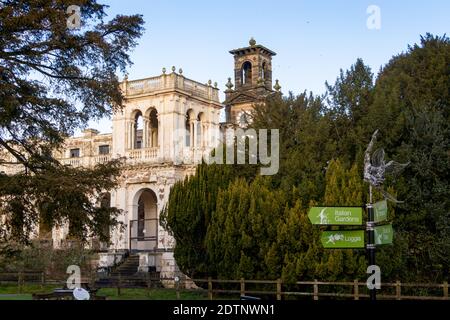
130, 188, 158, 251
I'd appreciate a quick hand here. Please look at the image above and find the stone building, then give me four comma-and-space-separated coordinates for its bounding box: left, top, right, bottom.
224, 37, 279, 126
0, 39, 279, 280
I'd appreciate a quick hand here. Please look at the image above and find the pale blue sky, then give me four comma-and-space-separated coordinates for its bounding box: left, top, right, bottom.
86, 0, 450, 133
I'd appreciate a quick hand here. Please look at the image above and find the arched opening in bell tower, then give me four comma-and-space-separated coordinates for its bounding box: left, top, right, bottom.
241, 61, 253, 85
262, 61, 267, 80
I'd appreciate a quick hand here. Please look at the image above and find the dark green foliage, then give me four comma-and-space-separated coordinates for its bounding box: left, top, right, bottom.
0, 241, 96, 275
160, 163, 236, 278
164, 34, 449, 283
206, 176, 286, 280
365, 34, 450, 280
251, 93, 336, 204
0, 1, 144, 242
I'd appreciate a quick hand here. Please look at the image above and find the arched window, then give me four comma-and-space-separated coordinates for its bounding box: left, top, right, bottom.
185, 116, 191, 147
197, 113, 205, 147
262, 62, 267, 80
241, 61, 252, 85
136, 189, 157, 242
186, 109, 195, 147
149, 109, 158, 148
134, 111, 143, 149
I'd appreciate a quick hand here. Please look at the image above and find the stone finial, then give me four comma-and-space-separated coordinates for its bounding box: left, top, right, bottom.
162, 67, 166, 74
179, 68, 183, 75
225, 77, 234, 90
208, 79, 212, 86
274, 79, 281, 92
214, 82, 218, 88
124, 73, 129, 81
249, 37, 256, 46
171, 66, 176, 73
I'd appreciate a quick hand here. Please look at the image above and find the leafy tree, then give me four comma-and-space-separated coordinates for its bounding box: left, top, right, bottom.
251, 93, 336, 204
0, 0, 144, 243
325, 58, 375, 166
365, 34, 450, 281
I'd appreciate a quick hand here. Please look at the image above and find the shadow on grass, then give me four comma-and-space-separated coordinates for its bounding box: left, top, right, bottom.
0, 284, 209, 300
97, 288, 208, 300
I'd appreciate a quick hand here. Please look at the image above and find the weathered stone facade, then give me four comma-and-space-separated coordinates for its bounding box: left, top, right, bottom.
0, 40, 278, 280
224, 38, 278, 126
64, 70, 221, 277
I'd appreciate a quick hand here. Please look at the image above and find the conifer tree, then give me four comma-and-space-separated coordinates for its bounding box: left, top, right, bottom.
160, 163, 235, 278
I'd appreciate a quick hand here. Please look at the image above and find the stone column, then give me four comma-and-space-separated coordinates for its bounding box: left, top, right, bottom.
131, 120, 136, 149
143, 119, 149, 149
191, 121, 196, 148
158, 119, 163, 160
128, 203, 138, 251
127, 120, 134, 150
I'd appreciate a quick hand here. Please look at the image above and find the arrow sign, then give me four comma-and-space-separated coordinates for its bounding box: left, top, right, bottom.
321, 230, 365, 248
309, 207, 363, 225
374, 224, 393, 245
374, 200, 388, 223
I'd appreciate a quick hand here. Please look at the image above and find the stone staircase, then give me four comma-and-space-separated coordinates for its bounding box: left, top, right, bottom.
110, 254, 140, 277
95, 254, 161, 288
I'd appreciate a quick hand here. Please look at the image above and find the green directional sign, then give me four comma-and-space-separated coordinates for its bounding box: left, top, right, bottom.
374, 224, 393, 245
320, 230, 365, 248
374, 200, 388, 223
308, 207, 363, 225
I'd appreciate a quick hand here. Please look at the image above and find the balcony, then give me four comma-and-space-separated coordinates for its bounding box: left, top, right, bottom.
95, 155, 112, 164
122, 72, 220, 103
60, 154, 112, 168
126, 147, 159, 164
62, 158, 82, 167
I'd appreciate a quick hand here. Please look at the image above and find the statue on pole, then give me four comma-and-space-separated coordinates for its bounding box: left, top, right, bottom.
364, 130, 409, 203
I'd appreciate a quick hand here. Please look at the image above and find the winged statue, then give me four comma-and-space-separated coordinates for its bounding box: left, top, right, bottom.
364, 130, 409, 203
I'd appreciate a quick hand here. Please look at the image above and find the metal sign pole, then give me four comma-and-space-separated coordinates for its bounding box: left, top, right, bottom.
367, 185, 376, 301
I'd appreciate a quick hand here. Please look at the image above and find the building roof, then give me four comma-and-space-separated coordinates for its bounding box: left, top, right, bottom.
229, 39, 277, 57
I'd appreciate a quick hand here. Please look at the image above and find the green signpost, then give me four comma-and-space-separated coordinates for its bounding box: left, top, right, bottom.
320, 230, 365, 248
373, 200, 388, 223
374, 224, 393, 245
308, 207, 363, 225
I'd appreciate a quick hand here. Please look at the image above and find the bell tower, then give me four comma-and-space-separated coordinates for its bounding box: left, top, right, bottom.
224, 38, 279, 126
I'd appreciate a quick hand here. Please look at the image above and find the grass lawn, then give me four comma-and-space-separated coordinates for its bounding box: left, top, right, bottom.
0, 283, 59, 295
97, 287, 208, 300
0, 283, 208, 300
0, 294, 33, 300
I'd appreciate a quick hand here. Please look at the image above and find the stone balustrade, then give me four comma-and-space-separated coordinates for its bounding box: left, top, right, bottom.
123, 73, 220, 102
126, 147, 159, 164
